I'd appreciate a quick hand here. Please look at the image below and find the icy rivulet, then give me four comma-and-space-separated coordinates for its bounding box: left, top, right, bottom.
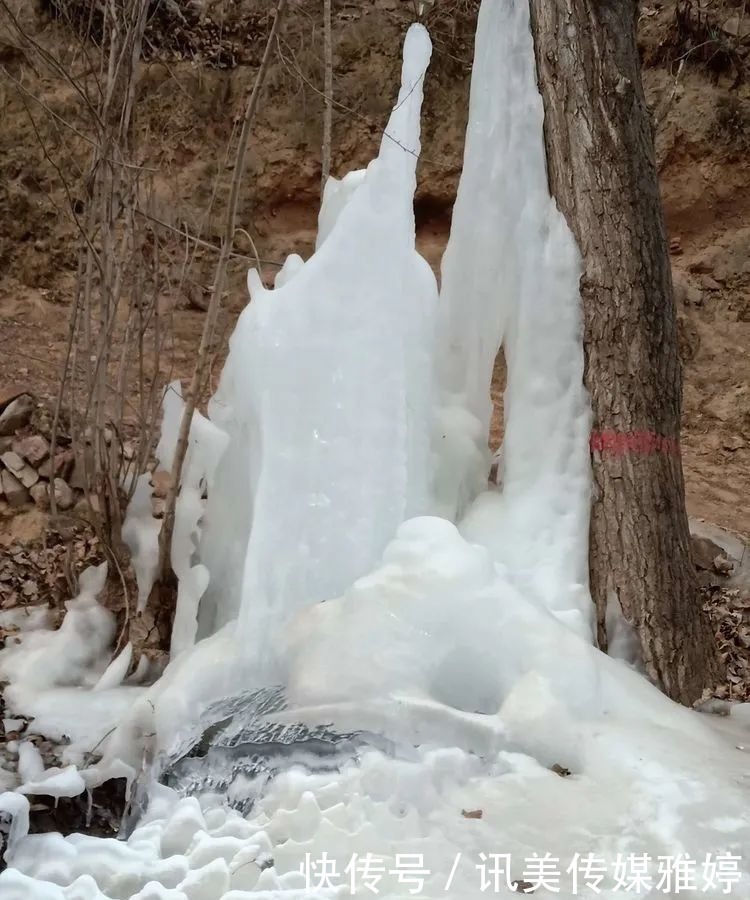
0, 1, 749, 898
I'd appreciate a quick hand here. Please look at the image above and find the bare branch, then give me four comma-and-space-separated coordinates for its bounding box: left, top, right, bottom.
157, 0, 289, 582
321, 0, 333, 195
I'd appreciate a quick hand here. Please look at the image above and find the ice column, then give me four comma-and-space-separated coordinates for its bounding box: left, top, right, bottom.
436, 0, 592, 628
198, 25, 438, 670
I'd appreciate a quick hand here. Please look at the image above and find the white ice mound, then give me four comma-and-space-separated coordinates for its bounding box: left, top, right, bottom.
198, 25, 439, 674
280, 516, 676, 755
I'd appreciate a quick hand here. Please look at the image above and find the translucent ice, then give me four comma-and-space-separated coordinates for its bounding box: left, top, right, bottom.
198, 25, 438, 675
435, 0, 592, 630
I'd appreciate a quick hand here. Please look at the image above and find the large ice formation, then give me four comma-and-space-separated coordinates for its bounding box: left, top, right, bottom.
197, 25, 439, 676
434, 0, 591, 631
1, 2, 749, 898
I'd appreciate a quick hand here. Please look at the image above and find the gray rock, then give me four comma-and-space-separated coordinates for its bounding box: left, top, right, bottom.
0, 395, 34, 436
0, 470, 29, 508
13, 434, 49, 468
17, 466, 39, 490
722, 14, 750, 37
672, 271, 702, 307
1, 451, 39, 489
30, 482, 50, 509
1, 450, 24, 472
53, 478, 74, 511
700, 275, 722, 292
692, 535, 726, 571
713, 555, 734, 576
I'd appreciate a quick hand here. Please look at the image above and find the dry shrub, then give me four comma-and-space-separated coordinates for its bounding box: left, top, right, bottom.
649, 0, 745, 85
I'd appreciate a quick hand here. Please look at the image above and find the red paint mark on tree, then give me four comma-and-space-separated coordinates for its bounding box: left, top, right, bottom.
589, 430, 680, 457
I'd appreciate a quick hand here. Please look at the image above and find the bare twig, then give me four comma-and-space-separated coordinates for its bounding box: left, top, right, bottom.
654, 58, 685, 130
157, 0, 289, 582
276, 37, 423, 161
321, 0, 333, 195
134, 207, 283, 267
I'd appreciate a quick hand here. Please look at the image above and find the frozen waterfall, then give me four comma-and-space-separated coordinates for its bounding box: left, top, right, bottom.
1, 2, 749, 898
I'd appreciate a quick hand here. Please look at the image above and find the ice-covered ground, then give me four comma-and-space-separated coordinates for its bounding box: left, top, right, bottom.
1, 0, 749, 897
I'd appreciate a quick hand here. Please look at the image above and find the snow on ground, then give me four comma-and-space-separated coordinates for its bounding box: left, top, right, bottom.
2, 732, 749, 898
0, 563, 146, 771
1, 1, 749, 897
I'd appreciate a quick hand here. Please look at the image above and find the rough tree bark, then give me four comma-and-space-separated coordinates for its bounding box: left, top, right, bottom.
528, 0, 719, 704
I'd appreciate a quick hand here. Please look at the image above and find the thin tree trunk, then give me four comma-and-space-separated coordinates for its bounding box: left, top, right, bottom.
321, 0, 333, 195
157, 0, 288, 584
528, 0, 719, 704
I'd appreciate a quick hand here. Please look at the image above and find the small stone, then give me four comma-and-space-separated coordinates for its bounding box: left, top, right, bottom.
700, 275, 722, 292
722, 15, 749, 37
688, 259, 714, 275
714, 555, 734, 576
0, 470, 29, 508
1, 452, 39, 489
672, 271, 702, 307
150, 469, 172, 499
53, 478, 74, 510
1, 451, 24, 472
0, 395, 34, 436
30, 482, 50, 509
19, 467, 38, 489
692, 535, 725, 571
13, 434, 49, 467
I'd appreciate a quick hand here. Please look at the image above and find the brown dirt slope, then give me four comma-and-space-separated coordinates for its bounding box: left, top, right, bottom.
0, 0, 748, 536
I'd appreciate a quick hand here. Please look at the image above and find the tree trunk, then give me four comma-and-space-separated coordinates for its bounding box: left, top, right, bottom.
528, 0, 719, 704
